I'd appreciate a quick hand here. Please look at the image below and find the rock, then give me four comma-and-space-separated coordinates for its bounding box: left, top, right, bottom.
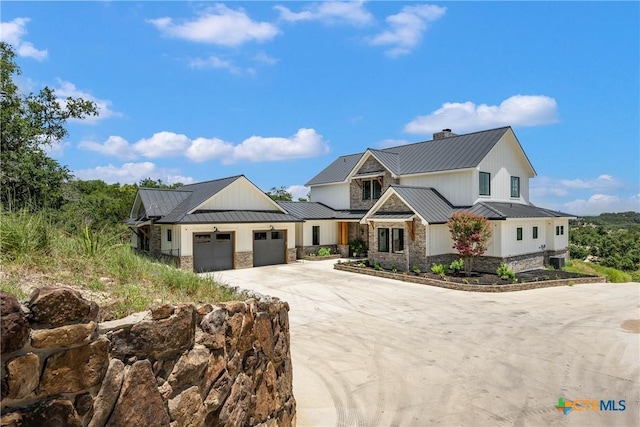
23, 399, 82, 427
0, 412, 22, 426
74, 392, 94, 417
0, 291, 21, 315
150, 304, 174, 320
109, 304, 195, 360
218, 373, 252, 427
87, 359, 124, 427
166, 347, 210, 398
254, 312, 275, 359
1, 312, 30, 355
28, 287, 98, 327
38, 337, 109, 397
106, 360, 170, 427
168, 386, 205, 427
199, 307, 227, 350
223, 301, 246, 315
5, 352, 40, 399
203, 371, 232, 412
202, 350, 226, 397
31, 321, 96, 348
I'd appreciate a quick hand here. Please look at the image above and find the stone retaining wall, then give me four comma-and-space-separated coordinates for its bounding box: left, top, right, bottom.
0, 288, 296, 426
334, 263, 605, 292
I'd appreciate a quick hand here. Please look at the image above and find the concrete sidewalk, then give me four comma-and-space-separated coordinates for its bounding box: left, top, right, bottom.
213, 260, 640, 427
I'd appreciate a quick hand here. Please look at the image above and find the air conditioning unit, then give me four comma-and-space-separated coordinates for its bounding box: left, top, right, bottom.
550, 256, 565, 270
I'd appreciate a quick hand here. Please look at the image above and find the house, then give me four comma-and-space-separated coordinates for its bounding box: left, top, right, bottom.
302, 126, 573, 272
127, 175, 301, 272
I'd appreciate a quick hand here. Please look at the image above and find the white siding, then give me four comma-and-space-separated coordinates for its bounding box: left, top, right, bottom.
400, 170, 474, 206
310, 183, 350, 209
302, 220, 338, 246
544, 218, 569, 251
198, 178, 280, 211
476, 134, 534, 204
177, 223, 296, 256
427, 224, 453, 256
501, 219, 552, 256
160, 225, 180, 256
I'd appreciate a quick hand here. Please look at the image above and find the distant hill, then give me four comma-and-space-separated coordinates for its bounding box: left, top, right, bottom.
571, 211, 640, 229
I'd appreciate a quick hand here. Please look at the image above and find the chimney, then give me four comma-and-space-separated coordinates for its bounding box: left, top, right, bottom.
433, 128, 457, 140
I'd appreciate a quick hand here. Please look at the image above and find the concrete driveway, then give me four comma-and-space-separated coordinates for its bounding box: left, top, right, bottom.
213, 260, 639, 427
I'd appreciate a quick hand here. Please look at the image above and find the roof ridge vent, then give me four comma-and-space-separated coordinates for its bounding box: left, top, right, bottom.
433, 128, 457, 140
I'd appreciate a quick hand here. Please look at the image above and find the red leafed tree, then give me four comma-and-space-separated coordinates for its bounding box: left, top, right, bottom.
447, 212, 492, 276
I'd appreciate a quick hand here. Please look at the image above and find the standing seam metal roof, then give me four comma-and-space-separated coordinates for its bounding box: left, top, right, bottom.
305, 127, 511, 185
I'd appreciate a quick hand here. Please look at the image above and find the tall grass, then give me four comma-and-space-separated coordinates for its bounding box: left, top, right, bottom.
564, 260, 632, 283
0, 211, 241, 318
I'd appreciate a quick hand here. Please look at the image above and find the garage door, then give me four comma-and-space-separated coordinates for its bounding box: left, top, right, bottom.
193, 232, 234, 272
253, 230, 286, 267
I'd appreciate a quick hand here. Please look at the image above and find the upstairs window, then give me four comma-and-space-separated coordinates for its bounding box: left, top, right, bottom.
533, 226, 538, 239
167, 229, 172, 242
362, 179, 382, 200
312, 226, 320, 246
479, 172, 491, 196
511, 176, 521, 198
392, 228, 404, 253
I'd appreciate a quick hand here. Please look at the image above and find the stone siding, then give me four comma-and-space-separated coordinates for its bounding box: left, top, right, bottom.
0, 288, 296, 427
296, 245, 339, 258
235, 252, 253, 269
150, 225, 162, 256
349, 157, 399, 211
287, 249, 297, 264
427, 250, 568, 274
178, 256, 194, 272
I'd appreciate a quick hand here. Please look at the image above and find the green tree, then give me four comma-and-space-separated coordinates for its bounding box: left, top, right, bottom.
447, 212, 492, 276
266, 186, 293, 201
0, 42, 98, 211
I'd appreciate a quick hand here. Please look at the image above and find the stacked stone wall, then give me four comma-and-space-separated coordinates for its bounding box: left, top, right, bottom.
0, 288, 296, 427
349, 157, 399, 211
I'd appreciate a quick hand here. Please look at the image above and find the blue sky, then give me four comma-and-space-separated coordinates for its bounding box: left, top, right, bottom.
1, 1, 638, 215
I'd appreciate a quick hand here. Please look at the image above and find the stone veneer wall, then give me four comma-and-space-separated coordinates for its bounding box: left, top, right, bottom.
427, 250, 570, 273
349, 157, 399, 211
296, 245, 339, 258
0, 288, 296, 427
150, 225, 162, 256
235, 252, 253, 269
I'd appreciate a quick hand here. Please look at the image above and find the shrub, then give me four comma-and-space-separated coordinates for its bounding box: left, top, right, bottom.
349, 239, 367, 255
374, 262, 383, 271
449, 258, 465, 274
317, 247, 331, 257
391, 264, 397, 273
431, 263, 447, 276
496, 262, 516, 280
412, 265, 421, 274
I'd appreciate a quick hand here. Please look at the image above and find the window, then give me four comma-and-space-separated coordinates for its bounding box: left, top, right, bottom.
271, 231, 283, 240
479, 172, 491, 196
216, 233, 231, 241
511, 176, 520, 198
194, 234, 211, 244
362, 179, 382, 200
392, 228, 404, 253
516, 227, 523, 241
167, 229, 172, 242
254, 232, 267, 240
555, 225, 564, 236
378, 228, 389, 252
312, 226, 320, 246
533, 226, 538, 239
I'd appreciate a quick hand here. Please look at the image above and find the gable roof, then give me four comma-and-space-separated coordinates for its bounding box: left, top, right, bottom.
277, 201, 365, 220
135, 188, 191, 218
306, 127, 514, 186
362, 185, 573, 224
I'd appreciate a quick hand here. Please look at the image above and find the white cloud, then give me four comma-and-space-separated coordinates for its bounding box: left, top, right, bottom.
287, 185, 310, 200
148, 4, 280, 47
186, 137, 235, 162
73, 162, 194, 185
404, 95, 559, 135
0, 17, 48, 60
532, 174, 622, 199
275, 1, 374, 26
231, 128, 330, 163
559, 174, 620, 190
254, 51, 278, 65
563, 194, 640, 216
43, 140, 69, 158
54, 80, 121, 123
369, 4, 446, 57
189, 56, 242, 74
79, 136, 137, 160
133, 131, 191, 158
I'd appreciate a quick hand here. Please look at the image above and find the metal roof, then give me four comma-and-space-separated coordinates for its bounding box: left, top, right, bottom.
369, 212, 415, 220
465, 202, 574, 220
277, 201, 366, 220
173, 210, 302, 224
389, 185, 455, 224
137, 189, 191, 218
306, 127, 511, 185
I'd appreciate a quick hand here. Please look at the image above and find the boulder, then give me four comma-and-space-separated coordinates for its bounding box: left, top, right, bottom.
28, 287, 98, 327
31, 321, 96, 348
168, 386, 205, 427
5, 352, 40, 399
105, 360, 170, 427
1, 292, 29, 355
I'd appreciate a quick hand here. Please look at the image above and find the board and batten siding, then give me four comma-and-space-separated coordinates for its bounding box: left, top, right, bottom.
177, 223, 296, 257
475, 134, 533, 204
302, 220, 338, 246
160, 225, 180, 256
500, 219, 549, 257
399, 169, 474, 207
428, 221, 502, 257
309, 183, 350, 209
198, 179, 281, 211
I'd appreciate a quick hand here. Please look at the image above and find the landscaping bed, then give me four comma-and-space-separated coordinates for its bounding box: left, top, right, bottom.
303, 254, 342, 261
334, 262, 605, 292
